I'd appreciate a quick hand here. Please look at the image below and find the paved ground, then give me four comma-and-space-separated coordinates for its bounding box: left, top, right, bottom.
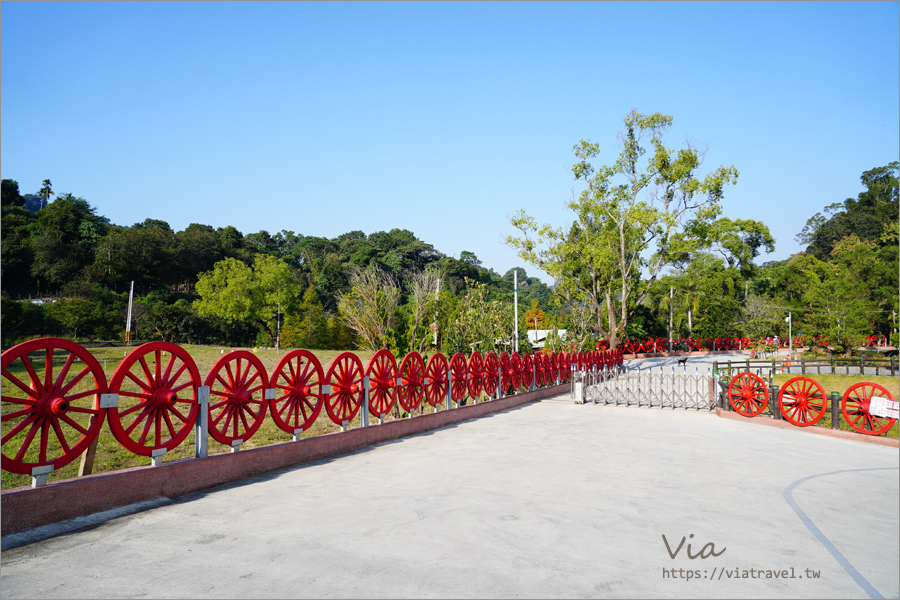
624, 351, 749, 373
1, 395, 897, 599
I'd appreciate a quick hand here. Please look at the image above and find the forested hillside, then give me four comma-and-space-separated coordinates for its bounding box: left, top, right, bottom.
1, 160, 897, 355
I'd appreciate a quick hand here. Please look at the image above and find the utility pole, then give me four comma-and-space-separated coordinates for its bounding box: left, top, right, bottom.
276, 302, 281, 351
125, 281, 134, 346
514, 270, 519, 353
433, 278, 440, 346
668, 286, 673, 350
786, 312, 792, 361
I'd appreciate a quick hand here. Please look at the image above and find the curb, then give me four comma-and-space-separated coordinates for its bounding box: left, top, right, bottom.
714, 408, 899, 448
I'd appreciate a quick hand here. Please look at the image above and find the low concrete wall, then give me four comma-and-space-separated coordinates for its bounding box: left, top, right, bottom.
1, 384, 569, 536
714, 408, 899, 448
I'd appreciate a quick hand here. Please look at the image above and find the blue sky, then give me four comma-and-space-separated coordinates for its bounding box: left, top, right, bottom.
2, 1, 898, 283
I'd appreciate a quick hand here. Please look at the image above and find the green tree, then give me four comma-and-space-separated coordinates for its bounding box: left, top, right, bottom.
281, 285, 330, 349
1, 180, 37, 296
29, 194, 109, 291
803, 162, 898, 260
508, 110, 738, 348
195, 255, 300, 345
441, 279, 509, 355
173, 224, 225, 285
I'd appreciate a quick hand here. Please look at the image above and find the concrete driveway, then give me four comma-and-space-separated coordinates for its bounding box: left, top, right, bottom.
1, 395, 897, 599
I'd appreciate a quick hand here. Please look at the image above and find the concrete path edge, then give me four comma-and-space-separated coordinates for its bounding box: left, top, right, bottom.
714, 407, 899, 448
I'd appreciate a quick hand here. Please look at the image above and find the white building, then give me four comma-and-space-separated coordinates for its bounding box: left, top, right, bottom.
527, 329, 567, 349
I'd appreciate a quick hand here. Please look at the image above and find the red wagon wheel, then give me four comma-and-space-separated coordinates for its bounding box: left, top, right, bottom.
325, 353, 364, 425
533, 353, 546, 387
510, 353, 523, 391
449, 353, 468, 404
499, 353, 512, 394
655, 337, 667, 352
270, 349, 324, 434
108, 342, 201, 457
366, 350, 398, 419
483, 353, 499, 397
841, 383, 896, 435
467, 352, 484, 399
625, 339, 639, 354
522, 353, 534, 389
778, 377, 827, 427
727, 372, 769, 417
398, 352, 426, 413
549, 352, 560, 383
424, 353, 449, 407
205, 351, 269, 446
1, 338, 109, 476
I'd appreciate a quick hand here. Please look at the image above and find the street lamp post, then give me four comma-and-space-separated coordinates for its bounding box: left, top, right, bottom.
514, 270, 519, 353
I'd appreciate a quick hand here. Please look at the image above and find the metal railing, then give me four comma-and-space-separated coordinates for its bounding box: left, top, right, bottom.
572, 365, 717, 410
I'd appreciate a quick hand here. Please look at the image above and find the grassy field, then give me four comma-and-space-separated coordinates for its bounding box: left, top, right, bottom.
1, 344, 503, 490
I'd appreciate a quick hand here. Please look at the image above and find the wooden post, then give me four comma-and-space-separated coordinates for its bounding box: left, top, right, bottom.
78, 416, 100, 476
801, 356, 806, 375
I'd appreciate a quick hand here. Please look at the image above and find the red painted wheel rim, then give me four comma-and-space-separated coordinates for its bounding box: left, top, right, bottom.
778, 377, 827, 427
108, 342, 201, 456
549, 353, 560, 382
204, 351, 269, 445
522, 354, 534, 389
511, 353, 523, 391
449, 353, 468, 403
841, 383, 896, 435
366, 350, 398, 418
499, 353, 512, 394
534, 353, 546, 387
483, 353, 499, 396
398, 352, 425, 412
424, 353, 449, 407
270, 349, 324, 434
325, 353, 364, 425
467, 352, 483, 399
1, 338, 109, 476
727, 372, 769, 417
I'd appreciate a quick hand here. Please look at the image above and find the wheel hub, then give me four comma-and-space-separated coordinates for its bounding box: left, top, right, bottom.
152, 389, 177, 407
37, 394, 69, 419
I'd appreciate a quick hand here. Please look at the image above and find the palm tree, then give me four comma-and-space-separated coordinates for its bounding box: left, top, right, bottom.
677, 277, 702, 339
39, 179, 53, 210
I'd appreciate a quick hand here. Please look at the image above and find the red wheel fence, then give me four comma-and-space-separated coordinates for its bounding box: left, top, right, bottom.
3, 338, 895, 486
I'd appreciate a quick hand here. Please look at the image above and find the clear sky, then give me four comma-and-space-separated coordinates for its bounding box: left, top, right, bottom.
2, 1, 898, 282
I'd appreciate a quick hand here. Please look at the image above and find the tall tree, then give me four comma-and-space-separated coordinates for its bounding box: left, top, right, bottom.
507, 110, 738, 347
39, 179, 53, 210
195, 255, 300, 345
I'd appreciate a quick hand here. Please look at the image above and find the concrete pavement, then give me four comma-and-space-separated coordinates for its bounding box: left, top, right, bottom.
1, 395, 897, 599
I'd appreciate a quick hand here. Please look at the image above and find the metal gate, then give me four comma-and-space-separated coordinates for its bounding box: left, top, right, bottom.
572, 366, 717, 410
